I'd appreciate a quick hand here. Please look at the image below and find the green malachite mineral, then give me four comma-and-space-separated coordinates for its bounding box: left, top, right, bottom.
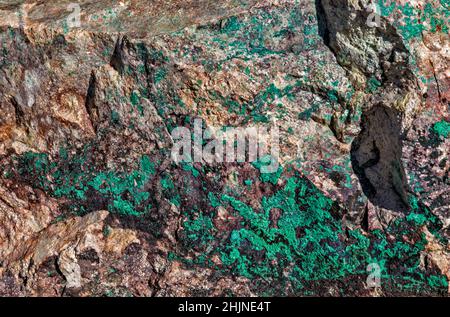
0, 0, 448, 297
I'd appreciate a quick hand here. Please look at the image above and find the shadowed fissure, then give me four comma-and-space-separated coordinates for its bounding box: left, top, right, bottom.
351, 105, 409, 212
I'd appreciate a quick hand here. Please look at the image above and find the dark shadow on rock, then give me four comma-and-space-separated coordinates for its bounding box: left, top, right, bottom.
351, 105, 410, 212
314, 0, 330, 47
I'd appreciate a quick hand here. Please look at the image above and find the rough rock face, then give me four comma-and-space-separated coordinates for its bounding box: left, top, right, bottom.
0, 0, 448, 296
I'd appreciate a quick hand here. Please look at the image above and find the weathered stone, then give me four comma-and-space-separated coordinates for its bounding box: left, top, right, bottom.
0, 0, 449, 297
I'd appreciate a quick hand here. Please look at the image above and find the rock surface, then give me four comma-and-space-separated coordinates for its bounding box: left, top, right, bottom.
0, 0, 449, 296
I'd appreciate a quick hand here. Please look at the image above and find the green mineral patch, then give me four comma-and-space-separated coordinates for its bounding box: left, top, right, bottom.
432, 120, 450, 139
367, 76, 381, 93
377, 0, 449, 41
252, 155, 283, 185
181, 162, 201, 177
183, 211, 216, 246
174, 166, 448, 295
17, 149, 156, 216
12, 125, 448, 296
130, 91, 144, 116
5, 1, 449, 297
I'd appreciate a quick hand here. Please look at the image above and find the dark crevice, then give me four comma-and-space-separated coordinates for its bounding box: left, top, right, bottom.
329, 113, 345, 143
351, 105, 410, 212
10, 96, 24, 126
110, 36, 128, 75
315, 0, 330, 47
84, 71, 98, 131
361, 204, 369, 232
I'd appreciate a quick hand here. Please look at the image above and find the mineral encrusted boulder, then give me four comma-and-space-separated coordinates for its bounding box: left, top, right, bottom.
0, 0, 449, 296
